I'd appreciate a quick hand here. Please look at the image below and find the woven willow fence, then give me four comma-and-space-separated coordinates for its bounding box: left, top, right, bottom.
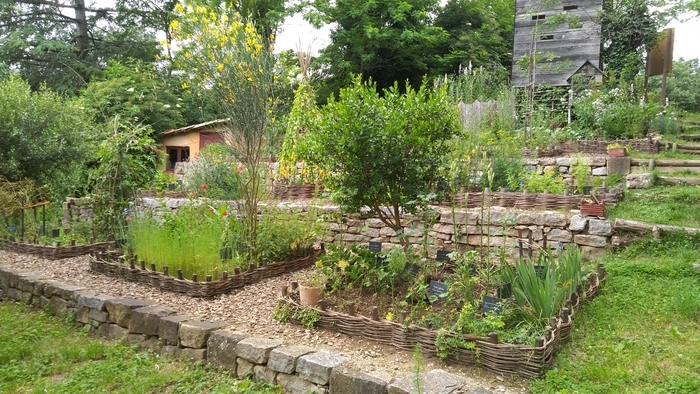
439, 189, 621, 210
279, 265, 605, 378
0, 237, 111, 260
89, 248, 323, 298
523, 138, 658, 157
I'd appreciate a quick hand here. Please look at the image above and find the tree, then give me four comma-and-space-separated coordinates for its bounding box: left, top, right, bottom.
173, 2, 277, 261
649, 58, 700, 113
307, 77, 461, 247
433, 0, 513, 76
0, 0, 163, 94
601, 0, 659, 85
0, 75, 97, 200
82, 59, 185, 130
313, 0, 448, 101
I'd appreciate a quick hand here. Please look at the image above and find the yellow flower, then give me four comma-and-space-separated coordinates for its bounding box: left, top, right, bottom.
217, 63, 224, 72
315, 260, 323, 268
385, 312, 394, 321
337, 259, 349, 270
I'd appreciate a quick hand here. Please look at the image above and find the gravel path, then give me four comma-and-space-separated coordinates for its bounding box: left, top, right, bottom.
0, 251, 530, 393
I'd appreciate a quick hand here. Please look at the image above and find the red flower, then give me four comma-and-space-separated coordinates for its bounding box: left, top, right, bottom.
236, 164, 244, 173
125, 216, 132, 222
200, 184, 209, 191
222, 211, 228, 217
188, 192, 195, 199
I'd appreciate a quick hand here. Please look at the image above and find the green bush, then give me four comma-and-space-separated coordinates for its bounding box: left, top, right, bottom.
524, 168, 567, 194
182, 143, 242, 200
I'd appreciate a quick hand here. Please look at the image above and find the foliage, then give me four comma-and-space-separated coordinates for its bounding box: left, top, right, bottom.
293, 308, 321, 329
607, 185, 700, 228
531, 233, 700, 393
173, 3, 277, 262
308, 77, 460, 243
0, 76, 97, 201
572, 86, 661, 139
524, 168, 567, 194
601, 0, 659, 86
0, 302, 282, 393
313, 0, 448, 101
0, 0, 161, 95
649, 58, 700, 113
446, 65, 512, 104
90, 119, 161, 239
182, 143, 243, 200
82, 59, 185, 131
570, 156, 591, 194
276, 80, 323, 184
432, 0, 514, 75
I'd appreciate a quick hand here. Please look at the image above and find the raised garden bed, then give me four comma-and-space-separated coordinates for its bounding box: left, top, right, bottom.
0, 237, 112, 260
89, 248, 324, 298
278, 266, 605, 378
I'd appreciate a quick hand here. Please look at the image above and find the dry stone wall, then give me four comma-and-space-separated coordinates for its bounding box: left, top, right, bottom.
0, 265, 494, 394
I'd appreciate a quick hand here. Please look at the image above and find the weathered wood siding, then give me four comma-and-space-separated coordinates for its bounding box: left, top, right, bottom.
511, 0, 603, 87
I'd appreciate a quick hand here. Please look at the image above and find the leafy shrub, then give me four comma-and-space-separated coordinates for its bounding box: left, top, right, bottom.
572, 87, 661, 139
524, 168, 567, 194
182, 143, 242, 200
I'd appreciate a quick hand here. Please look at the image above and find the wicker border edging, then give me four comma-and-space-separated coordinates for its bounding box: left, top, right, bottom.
280, 268, 605, 378
0, 239, 112, 260
89, 249, 323, 298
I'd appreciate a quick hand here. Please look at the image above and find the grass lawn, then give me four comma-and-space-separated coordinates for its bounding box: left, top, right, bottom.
0, 302, 281, 394
607, 185, 700, 228
530, 233, 700, 393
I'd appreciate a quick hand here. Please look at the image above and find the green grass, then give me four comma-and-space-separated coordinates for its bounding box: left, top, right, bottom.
607, 185, 700, 228
0, 302, 281, 394
529, 233, 700, 393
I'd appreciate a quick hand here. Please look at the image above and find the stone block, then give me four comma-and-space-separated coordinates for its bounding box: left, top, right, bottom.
253, 365, 277, 384
547, 229, 572, 242
50, 296, 69, 317
237, 358, 255, 378
126, 333, 150, 346
592, 167, 607, 176
207, 330, 249, 371
159, 315, 193, 345
556, 157, 575, 166
236, 337, 284, 364
88, 309, 109, 323
77, 292, 114, 311
0, 268, 10, 291
179, 320, 229, 349
379, 227, 397, 237
99, 323, 129, 340
361, 227, 380, 238
365, 218, 385, 228
268, 345, 315, 374
479, 209, 515, 225
104, 298, 150, 328
573, 234, 608, 248
129, 305, 177, 336
276, 373, 326, 394
588, 219, 613, 236
607, 156, 631, 176
517, 212, 566, 227
16, 273, 47, 293
432, 223, 455, 235
161, 345, 182, 359
20, 291, 33, 304
387, 369, 466, 394
38, 296, 50, 310
580, 246, 607, 261
626, 173, 654, 189
181, 348, 207, 363
76, 306, 91, 324
297, 352, 348, 386
569, 215, 588, 232
42, 281, 85, 302
329, 365, 388, 394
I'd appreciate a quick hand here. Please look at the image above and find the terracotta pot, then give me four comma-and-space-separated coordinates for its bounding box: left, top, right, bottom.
607, 147, 626, 157
299, 285, 324, 306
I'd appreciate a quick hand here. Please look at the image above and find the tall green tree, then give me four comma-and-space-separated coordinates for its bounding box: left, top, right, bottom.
0, 0, 163, 94
313, 0, 448, 101
433, 0, 513, 75
649, 58, 700, 113
0, 76, 97, 200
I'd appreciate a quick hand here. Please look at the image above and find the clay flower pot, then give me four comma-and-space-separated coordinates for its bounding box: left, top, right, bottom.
607, 147, 626, 157
299, 285, 324, 306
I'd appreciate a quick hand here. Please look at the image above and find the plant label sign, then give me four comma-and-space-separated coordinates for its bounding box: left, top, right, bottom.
534, 265, 546, 279
436, 250, 451, 262
483, 295, 503, 314
428, 280, 449, 299
407, 263, 420, 277
368, 241, 382, 253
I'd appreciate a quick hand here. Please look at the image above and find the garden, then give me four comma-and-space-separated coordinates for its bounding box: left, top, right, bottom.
2, 1, 700, 391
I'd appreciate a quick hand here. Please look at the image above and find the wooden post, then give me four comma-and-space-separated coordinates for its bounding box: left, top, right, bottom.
347, 302, 355, 316
371, 306, 379, 321
248, 263, 255, 272
206, 275, 212, 282
561, 307, 570, 324
535, 337, 545, 347
140, 260, 146, 270
488, 332, 499, 344
281, 286, 288, 297
597, 263, 606, 281
399, 310, 407, 324
291, 281, 298, 291
163, 266, 169, 276
129, 260, 135, 269
192, 274, 198, 282
177, 269, 183, 280
222, 271, 228, 280
150, 263, 156, 272
318, 300, 327, 311
234, 267, 241, 275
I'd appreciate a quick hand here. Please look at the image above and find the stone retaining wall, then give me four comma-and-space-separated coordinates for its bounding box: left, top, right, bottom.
524, 155, 630, 186
64, 197, 614, 260
0, 265, 495, 394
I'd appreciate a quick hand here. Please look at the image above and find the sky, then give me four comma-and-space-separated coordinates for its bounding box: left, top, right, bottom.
275, 13, 700, 61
